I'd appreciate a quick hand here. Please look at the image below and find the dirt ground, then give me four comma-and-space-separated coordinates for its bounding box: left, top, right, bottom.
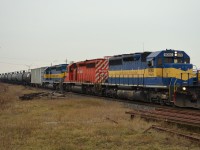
0, 83, 199, 150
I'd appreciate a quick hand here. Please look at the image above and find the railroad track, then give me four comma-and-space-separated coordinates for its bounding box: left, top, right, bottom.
11, 83, 200, 113
125, 109, 200, 143
18, 87, 200, 128
65, 91, 200, 112
125, 108, 200, 128
65, 92, 200, 128
18, 84, 200, 113
18, 87, 200, 142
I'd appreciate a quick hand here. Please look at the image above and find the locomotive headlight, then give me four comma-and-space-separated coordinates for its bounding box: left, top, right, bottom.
182, 87, 186, 91
175, 51, 178, 57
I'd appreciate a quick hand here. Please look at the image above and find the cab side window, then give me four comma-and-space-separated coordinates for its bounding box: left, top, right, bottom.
164, 57, 173, 63
148, 60, 154, 67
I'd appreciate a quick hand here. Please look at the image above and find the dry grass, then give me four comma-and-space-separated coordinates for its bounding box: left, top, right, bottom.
0, 83, 199, 150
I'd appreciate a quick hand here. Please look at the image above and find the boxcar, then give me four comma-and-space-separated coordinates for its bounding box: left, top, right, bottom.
31, 67, 46, 87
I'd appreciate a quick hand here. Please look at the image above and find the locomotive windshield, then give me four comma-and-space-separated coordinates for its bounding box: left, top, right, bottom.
162, 51, 190, 64
163, 57, 190, 64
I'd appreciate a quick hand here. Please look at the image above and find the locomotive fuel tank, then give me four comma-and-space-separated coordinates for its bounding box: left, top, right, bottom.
71, 86, 82, 93
43, 84, 54, 89
117, 90, 146, 101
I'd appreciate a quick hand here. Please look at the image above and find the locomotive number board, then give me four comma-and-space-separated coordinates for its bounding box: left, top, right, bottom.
164, 53, 173, 57
164, 53, 183, 57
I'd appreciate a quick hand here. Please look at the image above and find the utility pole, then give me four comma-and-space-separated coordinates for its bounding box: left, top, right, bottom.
143, 43, 144, 52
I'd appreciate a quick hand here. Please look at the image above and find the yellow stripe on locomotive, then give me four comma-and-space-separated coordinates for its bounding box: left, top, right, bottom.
43, 64, 68, 83
43, 73, 65, 79
109, 68, 194, 81
108, 50, 194, 86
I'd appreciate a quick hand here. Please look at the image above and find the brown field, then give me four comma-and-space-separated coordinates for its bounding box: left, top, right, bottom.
0, 83, 199, 150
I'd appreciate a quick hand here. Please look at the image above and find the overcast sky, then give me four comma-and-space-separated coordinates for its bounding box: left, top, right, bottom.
0, 0, 200, 73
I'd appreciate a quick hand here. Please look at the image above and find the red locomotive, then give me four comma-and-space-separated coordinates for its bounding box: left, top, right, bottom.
65, 58, 109, 83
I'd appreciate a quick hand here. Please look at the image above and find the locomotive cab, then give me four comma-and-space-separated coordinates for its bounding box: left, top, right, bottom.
146, 49, 194, 87
147, 49, 200, 108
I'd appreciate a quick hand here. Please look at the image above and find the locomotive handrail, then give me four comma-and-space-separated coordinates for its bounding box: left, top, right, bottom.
180, 72, 193, 86
174, 79, 177, 92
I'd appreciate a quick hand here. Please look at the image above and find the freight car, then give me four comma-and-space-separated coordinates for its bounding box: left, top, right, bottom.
0, 71, 31, 85
31, 67, 46, 87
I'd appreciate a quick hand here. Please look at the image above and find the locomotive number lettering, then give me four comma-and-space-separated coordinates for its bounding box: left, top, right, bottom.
177, 53, 183, 57
148, 68, 154, 72
148, 68, 154, 76
164, 53, 173, 57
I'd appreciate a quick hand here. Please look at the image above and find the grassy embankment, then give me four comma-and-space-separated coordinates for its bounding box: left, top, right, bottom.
0, 83, 199, 150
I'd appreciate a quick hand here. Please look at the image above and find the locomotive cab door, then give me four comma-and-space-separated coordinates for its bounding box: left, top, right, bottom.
147, 57, 164, 86
147, 58, 155, 77
69, 63, 77, 82
73, 68, 77, 81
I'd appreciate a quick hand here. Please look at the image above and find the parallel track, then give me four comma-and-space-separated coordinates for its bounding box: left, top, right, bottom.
67, 92, 200, 127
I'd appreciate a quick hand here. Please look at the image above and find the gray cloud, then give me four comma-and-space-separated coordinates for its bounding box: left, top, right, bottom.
0, 0, 200, 73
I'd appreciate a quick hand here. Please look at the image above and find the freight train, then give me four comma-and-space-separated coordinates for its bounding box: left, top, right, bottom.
0, 49, 200, 109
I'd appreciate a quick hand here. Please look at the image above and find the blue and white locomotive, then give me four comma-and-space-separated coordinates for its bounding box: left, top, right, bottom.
107, 49, 199, 108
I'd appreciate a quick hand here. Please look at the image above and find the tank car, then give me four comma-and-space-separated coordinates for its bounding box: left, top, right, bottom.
4, 73, 8, 82
7, 73, 12, 81
0, 74, 4, 81
22, 71, 31, 85
11, 72, 17, 82
16, 72, 23, 82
